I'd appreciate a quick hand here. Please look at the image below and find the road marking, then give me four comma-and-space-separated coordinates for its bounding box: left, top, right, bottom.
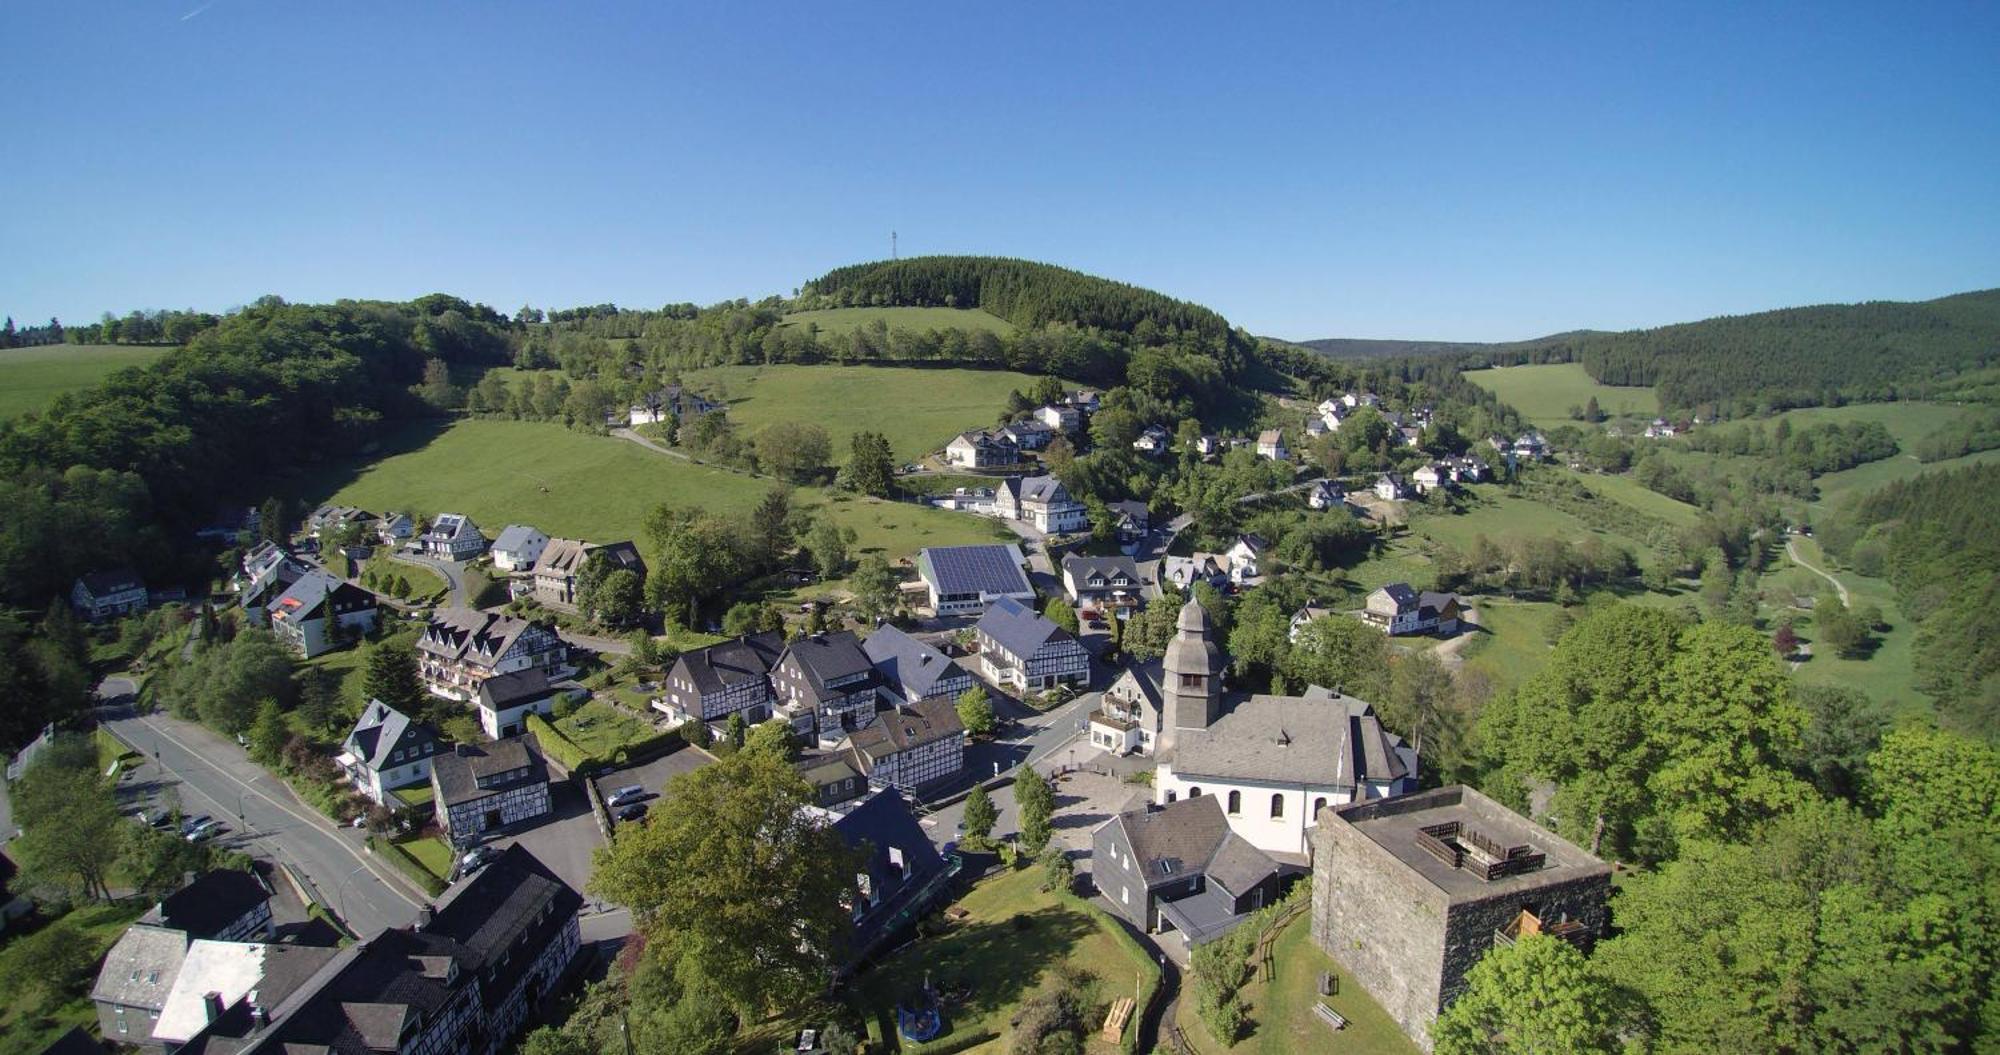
115, 716, 423, 908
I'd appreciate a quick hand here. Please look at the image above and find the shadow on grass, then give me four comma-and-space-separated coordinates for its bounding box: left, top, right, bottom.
272, 416, 456, 507
852, 904, 1097, 1050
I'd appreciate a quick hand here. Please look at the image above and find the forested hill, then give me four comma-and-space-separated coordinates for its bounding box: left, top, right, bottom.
1283, 331, 1603, 361
799, 256, 1240, 347
1536, 289, 2000, 412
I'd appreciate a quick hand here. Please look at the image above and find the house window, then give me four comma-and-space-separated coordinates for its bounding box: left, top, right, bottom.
1271, 794, 1284, 819
1166, 791, 1177, 803
1121, 886, 1130, 905
1314, 797, 1328, 818
1227, 790, 1241, 815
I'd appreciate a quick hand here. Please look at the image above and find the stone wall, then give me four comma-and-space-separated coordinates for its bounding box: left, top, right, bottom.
1439, 871, 1611, 1007
1310, 813, 1450, 1050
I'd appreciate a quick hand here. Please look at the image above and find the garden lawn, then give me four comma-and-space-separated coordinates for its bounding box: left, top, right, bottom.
681, 363, 1044, 464
1463, 362, 1657, 429
0, 344, 170, 419
852, 866, 1149, 1055
1176, 915, 1418, 1055
398, 834, 454, 881
776, 306, 1015, 339
1458, 598, 1561, 697
0, 902, 149, 1055
391, 783, 437, 810
553, 700, 656, 759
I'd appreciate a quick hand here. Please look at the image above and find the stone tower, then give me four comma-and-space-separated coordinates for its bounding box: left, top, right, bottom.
1160, 597, 1224, 755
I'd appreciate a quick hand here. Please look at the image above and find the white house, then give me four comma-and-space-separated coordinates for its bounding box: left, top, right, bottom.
1132, 425, 1172, 457
416, 609, 571, 701
489, 525, 550, 572
267, 569, 379, 658
475, 668, 564, 740
1061, 554, 1144, 611
421, 513, 488, 560
999, 420, 1056, 451
1374, 473, 1411, 501
916, 544, 1035, 616
1195, 434, 1222, 458
432, 736, 553, 845
995, 474, 1088, 534
1411, 463, 1449, 494
376, 512, 417, 546
1256, 430, 1289, 461
844, 697, 966, 792
1225, 535, 1266, 582
72, 569, 149, 622
1307, 479, 1345, 511
1288, 603, 1336, 642
1036, 404, 1081, 432
339, 700, 443, 807
1361, 583, 1464, 636
944, 430, 1016, 469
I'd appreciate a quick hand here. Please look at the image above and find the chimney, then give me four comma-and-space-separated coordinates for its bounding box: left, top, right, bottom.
416, 905, 434, 930
202, 991, 225, 1024
248, 989, 268, 1028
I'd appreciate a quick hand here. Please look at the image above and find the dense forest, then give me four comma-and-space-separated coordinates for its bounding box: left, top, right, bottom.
1820, 462, 2000, 736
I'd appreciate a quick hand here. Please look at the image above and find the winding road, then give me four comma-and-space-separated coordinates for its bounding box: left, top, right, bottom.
1785, 537, 1850, 606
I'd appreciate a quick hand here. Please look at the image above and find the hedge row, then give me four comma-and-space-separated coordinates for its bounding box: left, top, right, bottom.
368, 834, 447, 897
527, 712, 684, 776
526, 714, 593, 772
1062, 891, 1164, 1055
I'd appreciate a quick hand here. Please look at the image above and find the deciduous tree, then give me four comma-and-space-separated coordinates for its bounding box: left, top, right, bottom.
1432, 934, 1625, 1055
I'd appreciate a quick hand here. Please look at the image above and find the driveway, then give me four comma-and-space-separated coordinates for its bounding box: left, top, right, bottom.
390, 552, 467, 607
482, 780, 603, 907
591, 747, 714, 821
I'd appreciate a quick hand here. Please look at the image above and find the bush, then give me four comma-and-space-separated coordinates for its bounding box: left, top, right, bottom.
1039, 848, 1074, 894
368, 834, 446, 896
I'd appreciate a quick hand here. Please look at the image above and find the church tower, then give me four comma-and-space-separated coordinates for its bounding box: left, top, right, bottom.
1160, 597, 1224, 755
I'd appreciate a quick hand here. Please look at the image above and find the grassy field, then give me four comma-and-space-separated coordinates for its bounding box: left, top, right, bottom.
1814, 446, 2000, 511
1407, 491, 1594, 553
0, 343, 170, 418
682, 363, 1047, 463
300, 419, 1003, 572
552, 700, 656, 758
1769, 537, 1926, 713
1175, 915, 1418, 1055
777, 306, 1015, 338
852, 866, 1153, 1055
398, 834, 454, 880
1573, 471, 1702, 527
1459, 598, 1562, 697
1464, 362, 1657, 429
0, 901, 149, 1055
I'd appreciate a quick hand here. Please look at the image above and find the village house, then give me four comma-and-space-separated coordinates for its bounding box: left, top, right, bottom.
1093, 794, 1289, 952
339, 699, 444, 806
1311, 786, 1612, 1051
267, 568, 379, 658
375, 511, 416, 546
994, 473, 1089, 534
306, 504, 377, 541
416, 608, 570, 701
944, 429, 1016, 469
862, 625, 973, 704
822, 789, 953, 962
1362, 583, 1464, 636
420, 512, 488, 560
1307, 479, 1346, 511
974, 596, 1090, 692
773, 630, 884, 746
1375, 472, 1412, 501
1445, 455, 1490, 483
1195, 433, 1222, 458
72, 568, 149, 622
237, 550, 309, 627
148, 940, 337, 1050
140, 869, 275, 944
525, 537, 647, 611
1303, 415, 1328, 438
1399, 425, 1425, 448
1061, 554, 1145, 611
1090, 657, 1167, 756
1036, 403, 1081, 432
916, 544, 1034, 616
1644, 417, 1678, 439
844, 697, 966, 792
432, 735, 554, 845
998, 419, 1055, 451
1289, 602, 1337, 642
1066, 388, 1103, 413
1412, 462, 1450, 494
91, 924, 185, 1045
655, 630, 785, 728
166, 845, 582, 1055
1132, 424, 1173, 457
475, 668, 564, 740
1225, 534, 1266, 582
1107, 499, 1151, 540
488, 524, 550, 572
1162, 553, 1230, 593
798, 754, 869, 810
1256, 429, 1289, 461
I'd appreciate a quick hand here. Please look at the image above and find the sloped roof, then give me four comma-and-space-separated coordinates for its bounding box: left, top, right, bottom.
917, 545, 1031, 599
1171, 688, 1408, 788
862, 625, 966, 699
490, 524, 545, 555
342, 700, 436, 773
1062, 554, 1141, 588
431, 735, 547, 808
146, 869, 269, 940
848, 697, 964, 767
416, 608, 545, 668
426, 843, 581, 1006
975, 596, 1073, 662
1376, 582, 1419, 610
531, 537, 592, 577
672, 631, 785, 696
78, 568, 146, 596
780, 631, 876, 701
91, 924, 188, 1011
476, 668, 558, 711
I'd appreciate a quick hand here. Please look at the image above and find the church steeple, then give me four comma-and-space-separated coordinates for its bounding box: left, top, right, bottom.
1160, 597, 1224, 753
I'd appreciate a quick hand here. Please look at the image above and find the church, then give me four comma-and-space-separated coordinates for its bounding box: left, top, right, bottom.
1089, 599, 1419, 858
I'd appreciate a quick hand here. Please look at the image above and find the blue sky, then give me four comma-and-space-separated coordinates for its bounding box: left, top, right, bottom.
3, 2, 1996, 341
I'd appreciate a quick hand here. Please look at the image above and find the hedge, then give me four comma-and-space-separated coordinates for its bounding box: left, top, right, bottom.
368, 834, 446, 897
1063, 892, 1164, 1055
526, 713, 593, 773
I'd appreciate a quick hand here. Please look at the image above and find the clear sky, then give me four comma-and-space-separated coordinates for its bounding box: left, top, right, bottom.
4, 2, 1996, 341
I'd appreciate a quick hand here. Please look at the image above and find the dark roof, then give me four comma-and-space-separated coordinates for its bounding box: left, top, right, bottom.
975, 596, 1074, 661
1108, 794, 1277, 893
1418, 591, 1460, 619
671, 631, 785, 696
780, 631, 876, 699
78, 568, 145, 596
342, 700, 438, 773
426, 844, 582, 1009
848, 698, 965, 765
1379, 582, 1419, 610
592, 540, 647, 575
861, 625, 967, 699
1108, 499, 1150, 519
35, 1028, 101, 1055
151, 869, 269, 939
832, 790, 946, 935
1062, 554, 1141, 588
917, 545, 1032, 598
476, 668, 558, 710
430, 735, 548, 808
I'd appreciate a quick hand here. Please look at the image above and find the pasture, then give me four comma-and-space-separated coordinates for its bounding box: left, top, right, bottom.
300, 418, 1002, 567
777, 305, 1015, 338
1572, 471, 1702, 527
1464, 362, 1658, 428
0, 343, 169, 418
681, 363, 1044, 463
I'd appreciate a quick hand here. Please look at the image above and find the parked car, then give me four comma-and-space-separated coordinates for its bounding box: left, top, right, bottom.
459, 845, 498, 875
605, 785, 645, 807
616, 803, 649, 823
179, 813, 212, 837
185, 819, 224, 843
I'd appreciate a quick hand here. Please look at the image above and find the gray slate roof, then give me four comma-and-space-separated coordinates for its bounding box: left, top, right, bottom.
91, 924, 188, 1011
490, 524, 544, 555
917, 544, 1032, 598
341, 700, 438, 774
1109, 794, 1279, 894
780, 631, 876, 701
976, 596, 1074, 662
476, 668, 558, 710
1062, 554, 1141, 589
1171, 688, 1410, 788
673, 631, 785, 696
862, 625, 966, 699
143, 869, 269, 939
848, 697, 964, 764
430, 735, 548, 807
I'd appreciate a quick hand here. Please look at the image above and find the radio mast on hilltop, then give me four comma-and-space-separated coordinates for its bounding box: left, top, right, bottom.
891, 230, 897, 260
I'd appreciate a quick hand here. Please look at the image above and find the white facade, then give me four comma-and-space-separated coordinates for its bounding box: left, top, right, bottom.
479, 696, 554, 740
490, 527, 550, 572
1036, 404, 1081, 432
1153, 765, 1401, 858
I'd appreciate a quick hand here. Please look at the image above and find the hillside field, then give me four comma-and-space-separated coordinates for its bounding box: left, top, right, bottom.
295, 418, 1006, 564
0, 343, 170, 418
1465, 362, 1658, 428
682, 363, 1047, 463
777, 305, 1015, 338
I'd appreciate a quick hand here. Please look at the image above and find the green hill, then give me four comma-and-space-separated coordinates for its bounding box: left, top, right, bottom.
777, 305, 1014, 338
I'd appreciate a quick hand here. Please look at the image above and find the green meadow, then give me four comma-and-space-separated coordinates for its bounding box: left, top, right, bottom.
776, 305, 1015, 338
682, 363, 1047, 463
1464, 361, 1658, 429
0, 343, 170, 418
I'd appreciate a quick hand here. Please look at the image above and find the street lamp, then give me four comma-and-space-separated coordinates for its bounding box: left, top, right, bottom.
331, 864, 367, 928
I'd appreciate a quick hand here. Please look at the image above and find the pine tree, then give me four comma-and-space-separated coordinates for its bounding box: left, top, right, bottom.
961, 785, 997, 843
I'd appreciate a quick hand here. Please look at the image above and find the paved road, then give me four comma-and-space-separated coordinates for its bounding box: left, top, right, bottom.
920, 689, 1100, 847
391, 552, 467, 607
96, 680, 423, 938
1786, 537, 1850, 606
558, 627, 633, 656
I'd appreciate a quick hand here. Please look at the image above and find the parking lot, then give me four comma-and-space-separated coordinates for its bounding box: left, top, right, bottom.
589, 746, 715, 830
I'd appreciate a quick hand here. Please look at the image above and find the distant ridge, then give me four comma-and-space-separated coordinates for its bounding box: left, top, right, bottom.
1275, 332, 1604, 361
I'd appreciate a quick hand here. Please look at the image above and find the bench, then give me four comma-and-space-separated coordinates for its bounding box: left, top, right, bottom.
1313, 1002, 1348, 1030
1101, 996, 1134, 1042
